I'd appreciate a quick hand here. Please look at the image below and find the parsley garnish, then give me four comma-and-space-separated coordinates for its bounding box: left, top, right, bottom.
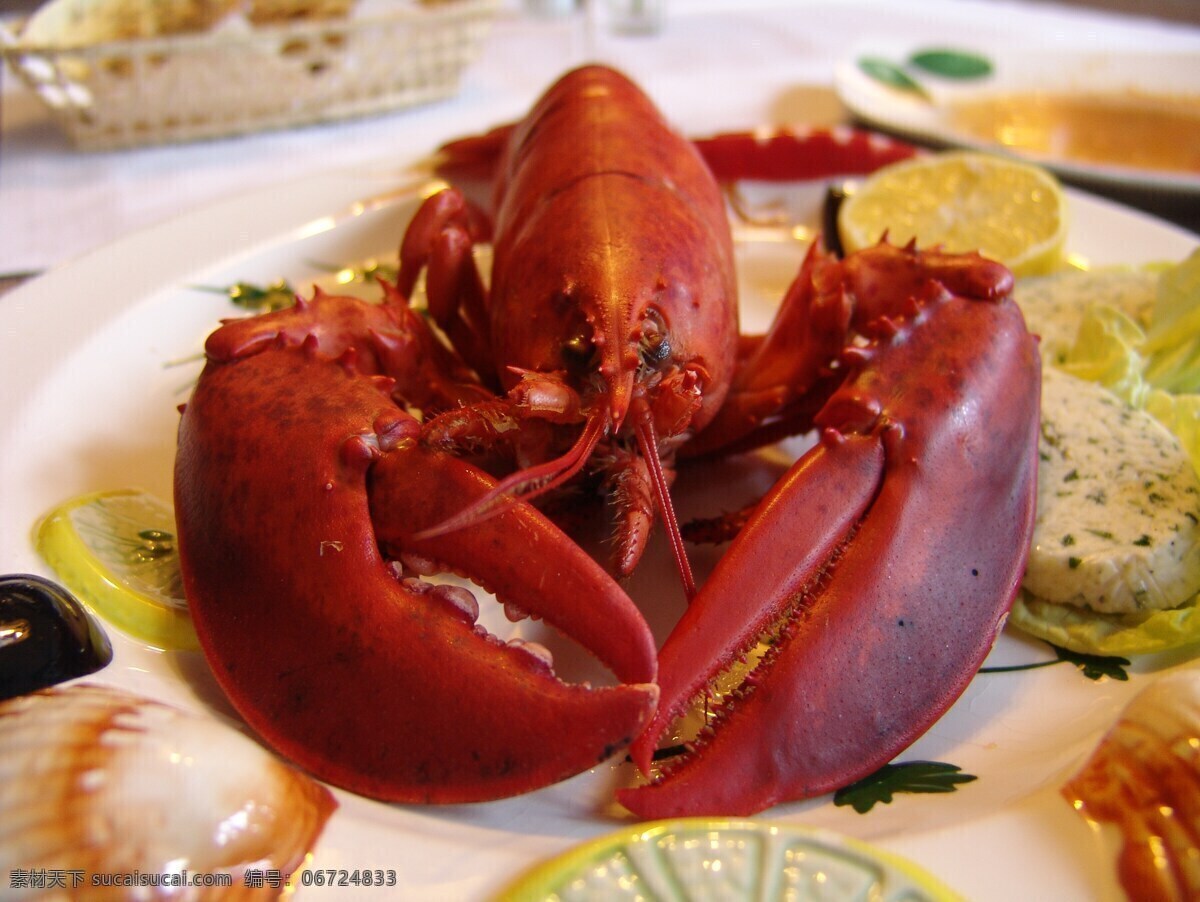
227, 279, 297, 312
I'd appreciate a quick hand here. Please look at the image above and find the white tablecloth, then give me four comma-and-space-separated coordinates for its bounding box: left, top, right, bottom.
2, 0, 1198, 276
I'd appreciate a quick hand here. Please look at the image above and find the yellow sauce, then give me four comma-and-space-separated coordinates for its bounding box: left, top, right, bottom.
946, 91, 1200, 174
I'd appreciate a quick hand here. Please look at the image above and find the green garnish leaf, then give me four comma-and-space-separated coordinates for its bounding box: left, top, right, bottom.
200, 261, 400, 314
1053, 644, 1131, 681
834, 761, 977, 813
307, 258, 400, 286
908, 48, 993, 79
228, 279, 297, 312
192, 279, 297, 312
857, 58, 929, 98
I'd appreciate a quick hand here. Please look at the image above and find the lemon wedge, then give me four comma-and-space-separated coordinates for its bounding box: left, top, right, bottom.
838, 151, 1067, 277
500, 818, 961, 901
36, 489, 198, 651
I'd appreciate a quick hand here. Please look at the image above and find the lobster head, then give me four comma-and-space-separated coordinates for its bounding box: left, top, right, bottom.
487, 65, 739, 441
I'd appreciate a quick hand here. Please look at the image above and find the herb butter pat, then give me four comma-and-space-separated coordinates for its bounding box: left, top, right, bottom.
1024, 367, 1200, 614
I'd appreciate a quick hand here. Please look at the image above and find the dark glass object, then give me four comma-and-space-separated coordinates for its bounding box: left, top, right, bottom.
0, 574, 113, 701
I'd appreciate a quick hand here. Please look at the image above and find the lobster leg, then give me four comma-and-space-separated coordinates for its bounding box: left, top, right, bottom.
176, 331, 657, 804
688, 241, 1019, 457
619, 246, 1040, 818
397, 188, 496, 388
683, 242, 851, 457
605, 444, 661, 580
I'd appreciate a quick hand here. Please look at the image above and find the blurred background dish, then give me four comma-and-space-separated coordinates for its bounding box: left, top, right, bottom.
835, 43, 1200, 200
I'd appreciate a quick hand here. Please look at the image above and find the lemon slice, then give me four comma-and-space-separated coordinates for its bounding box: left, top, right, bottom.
36, 490, 198, 651
838, 151, 1067, 277
500, 818, 961, 901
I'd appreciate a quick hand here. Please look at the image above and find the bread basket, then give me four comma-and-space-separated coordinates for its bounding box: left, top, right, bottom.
0, 0, 500, 150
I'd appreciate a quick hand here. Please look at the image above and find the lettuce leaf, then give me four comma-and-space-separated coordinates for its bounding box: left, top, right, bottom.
1058, 304, 1147, 403
1144, 248, 1200, 393
1011, 252, 1200, 656
1010, 590, 1200, 657
1145, 390, 1200, 477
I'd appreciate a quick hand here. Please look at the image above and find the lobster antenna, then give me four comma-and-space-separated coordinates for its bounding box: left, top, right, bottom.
633, 399, 696, 601
412, 411, 606, 541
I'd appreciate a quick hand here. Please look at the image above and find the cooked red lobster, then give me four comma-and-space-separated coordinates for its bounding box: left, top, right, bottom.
174, 65, 1040, 814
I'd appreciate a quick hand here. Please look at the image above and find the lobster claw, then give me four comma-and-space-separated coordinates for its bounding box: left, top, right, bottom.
619, 245, 1041, 818
175, 332, 657, 804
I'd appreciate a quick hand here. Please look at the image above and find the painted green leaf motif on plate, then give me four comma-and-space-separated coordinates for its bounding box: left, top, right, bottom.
834, 761, 978, 814
909, 48, 993, 79
857, 57, 929, 98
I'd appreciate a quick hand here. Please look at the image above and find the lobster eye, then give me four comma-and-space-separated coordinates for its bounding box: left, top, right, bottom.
561, 329, 596, 373
639, 310, 671, 368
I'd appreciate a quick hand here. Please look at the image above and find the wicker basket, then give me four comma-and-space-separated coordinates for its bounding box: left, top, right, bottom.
0, 0, 499, 150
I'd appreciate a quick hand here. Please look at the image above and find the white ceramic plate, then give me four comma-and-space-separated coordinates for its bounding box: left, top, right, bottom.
835, 43, 1200, 198
1, 162, 1197, 901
